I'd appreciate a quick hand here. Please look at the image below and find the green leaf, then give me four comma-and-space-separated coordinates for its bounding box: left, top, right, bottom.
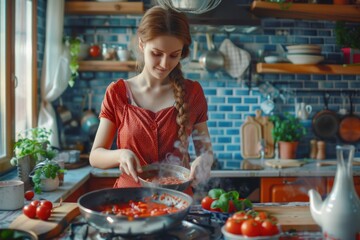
208, 188, 225, 199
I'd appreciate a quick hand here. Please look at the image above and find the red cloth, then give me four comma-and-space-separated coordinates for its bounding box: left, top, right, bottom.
99, 79, 208, 189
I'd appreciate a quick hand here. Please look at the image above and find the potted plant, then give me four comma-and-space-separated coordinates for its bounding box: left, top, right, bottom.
63, 36, 89, 87
10, 127, 56, 190
269, 112, 306, 159
334, 21, 360, 65
30, 160, 66, 194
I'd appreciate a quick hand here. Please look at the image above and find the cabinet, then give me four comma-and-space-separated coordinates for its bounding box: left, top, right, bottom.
260, 177, 327, 202
64, 176, 116, 202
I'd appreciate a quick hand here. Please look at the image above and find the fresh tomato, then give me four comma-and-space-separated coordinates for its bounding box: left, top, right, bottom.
232, 210, 253, 220
228, 200, 237, 213
261, 219, 279, 236
255, 211, 268, 222
224, 217, 244, 235
241, 219, 262, 237
23, 204, 37, 219
30, 200, 40, 207
24, 190, 34, 201
201, 196, 214, 210
40, 200, 53, 210
36, 205, 51, 221
89, 45, 101, 57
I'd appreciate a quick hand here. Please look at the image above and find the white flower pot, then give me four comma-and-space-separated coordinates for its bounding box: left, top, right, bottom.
40, 176, 59, 192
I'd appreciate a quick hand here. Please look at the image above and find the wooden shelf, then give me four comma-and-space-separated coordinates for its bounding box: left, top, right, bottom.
65, 1, 144, 15
256, 63, 360, 75
251, 1, 360, 22
78, 61, 137, 72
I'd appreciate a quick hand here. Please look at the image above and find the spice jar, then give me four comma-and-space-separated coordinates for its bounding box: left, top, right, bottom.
316, 141, 326, 160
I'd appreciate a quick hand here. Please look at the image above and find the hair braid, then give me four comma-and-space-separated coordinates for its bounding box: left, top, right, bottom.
170, 65, 189, 167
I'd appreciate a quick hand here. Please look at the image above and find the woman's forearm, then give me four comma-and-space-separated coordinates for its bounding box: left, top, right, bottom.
89, 148, 121, 169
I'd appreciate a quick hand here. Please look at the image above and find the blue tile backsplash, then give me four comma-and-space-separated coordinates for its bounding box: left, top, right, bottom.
37, 0, 360, 169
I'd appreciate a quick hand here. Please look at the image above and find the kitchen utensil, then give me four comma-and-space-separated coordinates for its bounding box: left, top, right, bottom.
138, 163, 192, 192
241, 116, 262, 159
254, 109, 274, 158
10, 202, 80, 239
295, 102, 312, 120
260, 95, 275, 114
0, 180, 24, 210
57, 97, 72, 125
81, 90, 99, 138
77, 187, 193, 236
338, 94, 360, 143
309, 145, 360, 239
199, 33, 224, 72
312, 93, 339, 140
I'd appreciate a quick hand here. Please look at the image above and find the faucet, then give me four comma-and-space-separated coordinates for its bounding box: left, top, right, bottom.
259, 139, 266, 160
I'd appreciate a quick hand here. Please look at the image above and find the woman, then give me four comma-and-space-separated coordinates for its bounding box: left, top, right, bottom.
89, 6, 213, 192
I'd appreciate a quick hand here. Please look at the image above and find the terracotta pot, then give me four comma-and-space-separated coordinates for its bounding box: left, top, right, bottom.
279, 141, 299, 159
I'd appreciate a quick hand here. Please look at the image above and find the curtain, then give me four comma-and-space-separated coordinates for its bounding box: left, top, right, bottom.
38, 0, 70, 148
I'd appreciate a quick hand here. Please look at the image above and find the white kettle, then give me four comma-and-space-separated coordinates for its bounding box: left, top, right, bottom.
308, 145, 360, 239
295, 102, 312, 120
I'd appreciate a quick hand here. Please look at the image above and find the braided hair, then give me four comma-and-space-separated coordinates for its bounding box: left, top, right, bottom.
136, 6, 191, 166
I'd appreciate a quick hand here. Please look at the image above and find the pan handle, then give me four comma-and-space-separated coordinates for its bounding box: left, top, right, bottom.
323, 92, 330, 110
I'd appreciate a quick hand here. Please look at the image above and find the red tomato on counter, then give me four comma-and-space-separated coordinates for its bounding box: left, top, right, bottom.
24, 190, 34, 201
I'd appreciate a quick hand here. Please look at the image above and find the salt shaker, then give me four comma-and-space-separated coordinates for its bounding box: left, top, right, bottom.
310, 139, 317, 159
316, 140, 326, 160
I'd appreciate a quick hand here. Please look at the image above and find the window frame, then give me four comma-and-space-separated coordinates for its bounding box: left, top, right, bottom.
0, 0, 38, 173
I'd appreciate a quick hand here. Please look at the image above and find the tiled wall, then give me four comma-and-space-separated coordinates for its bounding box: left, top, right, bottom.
40, 1, 360, 169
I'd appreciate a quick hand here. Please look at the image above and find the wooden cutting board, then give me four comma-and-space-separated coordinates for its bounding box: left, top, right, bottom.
316, 160, 360, 167
10, 202, 79, 240
254, 205, 319, 231
255, 109, 274, 158
265, 159, 305, 168
241, 116, 262, 159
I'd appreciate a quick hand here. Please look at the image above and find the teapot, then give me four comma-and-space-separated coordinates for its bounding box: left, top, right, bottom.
295, 102, 312, 120
308, 145, 360, 239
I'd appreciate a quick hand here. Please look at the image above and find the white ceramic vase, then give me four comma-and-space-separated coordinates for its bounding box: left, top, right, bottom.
40, 175, 59, 192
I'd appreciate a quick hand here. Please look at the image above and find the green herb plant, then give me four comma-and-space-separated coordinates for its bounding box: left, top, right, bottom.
269, 112, 307, 143
10, 127, 56, 166
64, 36, 82, 87
335, 21, 360, 50
266, 0, 292, 10
32, 160, 66, 194
208, 188, 253, 213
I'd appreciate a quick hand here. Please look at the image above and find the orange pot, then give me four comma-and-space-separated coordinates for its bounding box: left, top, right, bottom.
279, 141, 299, 159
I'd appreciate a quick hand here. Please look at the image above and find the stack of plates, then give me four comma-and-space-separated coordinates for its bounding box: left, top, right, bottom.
286, 44, 324, 64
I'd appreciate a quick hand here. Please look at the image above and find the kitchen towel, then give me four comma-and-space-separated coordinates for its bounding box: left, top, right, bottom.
219, 39, 251, 81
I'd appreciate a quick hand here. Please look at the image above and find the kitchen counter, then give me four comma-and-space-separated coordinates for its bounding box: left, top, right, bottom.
1, 158, 359, 229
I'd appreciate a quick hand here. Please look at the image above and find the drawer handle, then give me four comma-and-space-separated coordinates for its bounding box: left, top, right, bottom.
114, 4, 121, 11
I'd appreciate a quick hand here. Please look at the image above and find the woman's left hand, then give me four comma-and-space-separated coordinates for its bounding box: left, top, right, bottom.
189, 152, 213, 187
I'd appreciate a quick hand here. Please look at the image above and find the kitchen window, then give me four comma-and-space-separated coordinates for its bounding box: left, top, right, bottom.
0, 0, 37, 174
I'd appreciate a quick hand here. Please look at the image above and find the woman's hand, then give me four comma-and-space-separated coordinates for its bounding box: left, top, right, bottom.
118, 149, 143, 182
189, 152, 213, 187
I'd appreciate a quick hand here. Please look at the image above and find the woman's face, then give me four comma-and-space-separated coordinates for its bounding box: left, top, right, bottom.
141, 35, 183, 80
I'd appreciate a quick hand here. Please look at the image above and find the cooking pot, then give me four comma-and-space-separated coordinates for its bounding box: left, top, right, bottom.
312, 93, 339, 140
199, 33, 224, 72
81, 91, 99, 138
338, 94, 360, 142
77, 187, 193, 236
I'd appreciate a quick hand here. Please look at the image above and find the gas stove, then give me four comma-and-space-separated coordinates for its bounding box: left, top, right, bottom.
57, 206, 222, 240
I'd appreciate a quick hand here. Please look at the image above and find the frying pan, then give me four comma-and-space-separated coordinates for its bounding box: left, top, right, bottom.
78, 187, 193, 236
338, 94, 360, 142
312, 93, 340, 140
199, 33, 224, 72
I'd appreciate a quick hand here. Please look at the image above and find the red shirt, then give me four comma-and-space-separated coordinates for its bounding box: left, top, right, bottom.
99, 79, 208, 188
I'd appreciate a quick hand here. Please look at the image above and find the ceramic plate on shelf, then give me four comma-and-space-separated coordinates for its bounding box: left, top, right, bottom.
287, 54, 324, 64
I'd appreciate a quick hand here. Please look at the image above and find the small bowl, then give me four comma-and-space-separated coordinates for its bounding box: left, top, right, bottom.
138, 163, 192, 192
287, 54, 324, 64
221, 225, 281, 240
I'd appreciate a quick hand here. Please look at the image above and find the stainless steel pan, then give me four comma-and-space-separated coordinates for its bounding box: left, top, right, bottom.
77, 187, 193, 236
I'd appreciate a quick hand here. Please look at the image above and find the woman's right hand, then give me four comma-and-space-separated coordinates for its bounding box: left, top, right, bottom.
118, 149, 142, 182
